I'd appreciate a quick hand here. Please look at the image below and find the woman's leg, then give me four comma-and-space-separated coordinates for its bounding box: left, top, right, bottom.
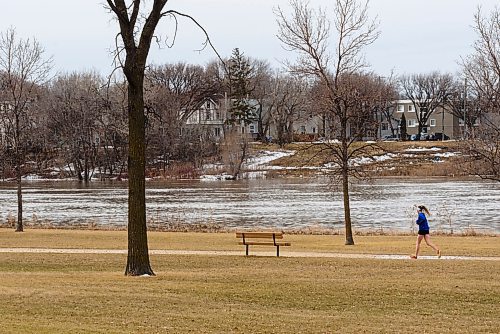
414, 235, 424, 258
424, 234, 441, 257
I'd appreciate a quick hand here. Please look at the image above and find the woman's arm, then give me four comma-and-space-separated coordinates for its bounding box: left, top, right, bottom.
416, 213, 425, 225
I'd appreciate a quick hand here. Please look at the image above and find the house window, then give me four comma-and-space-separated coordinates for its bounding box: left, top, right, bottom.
205, 110, 211, 121
397, 105, 404, 112
407, 119, 416, 127
429, 119, 436, 127
381, 123, 388, 131
312, 127, 316, 133
408, 105, 414, 112
215, 110, 221, 120
300, 126, 306, 134
249, 125, 255, 133
214, 127, 221, 137
206, 101, 211, 109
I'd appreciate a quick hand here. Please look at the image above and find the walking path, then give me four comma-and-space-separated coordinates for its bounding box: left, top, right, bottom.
0, 248, 498, 261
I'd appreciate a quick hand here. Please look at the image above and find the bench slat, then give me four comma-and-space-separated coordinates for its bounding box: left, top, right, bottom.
238, 241, 291, 246
236, 232, 283, 239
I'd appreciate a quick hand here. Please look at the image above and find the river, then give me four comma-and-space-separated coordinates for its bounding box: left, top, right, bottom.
0, 178, 498, 234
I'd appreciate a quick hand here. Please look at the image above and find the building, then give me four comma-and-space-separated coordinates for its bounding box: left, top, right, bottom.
381, 100, 461, 140
184, 97, 260, 140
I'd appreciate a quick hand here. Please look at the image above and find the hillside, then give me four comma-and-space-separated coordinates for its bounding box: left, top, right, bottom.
247, 141, 466, 178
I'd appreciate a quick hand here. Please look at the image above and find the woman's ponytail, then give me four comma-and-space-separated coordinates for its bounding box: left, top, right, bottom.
418, 205, 431, 216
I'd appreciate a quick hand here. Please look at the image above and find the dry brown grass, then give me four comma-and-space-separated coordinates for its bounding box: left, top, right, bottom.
0, 249, 498, 333
0, 229, 498, 333
0, 229, 498, 257
258, 141, 468, 178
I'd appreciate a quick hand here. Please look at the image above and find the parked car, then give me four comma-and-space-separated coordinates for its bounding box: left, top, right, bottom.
420, 133, 429, 141
429, 133, 450, 141
382, 134, 399, 141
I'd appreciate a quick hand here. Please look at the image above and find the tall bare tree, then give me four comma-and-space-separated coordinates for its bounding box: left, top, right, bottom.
145, 62, 220, 168
46, 72, 104, 181
269, 74, 309, 146
0, 28, 52, 232
461, 6, 500, 181
106, 0, 169, 276
399, 72, 454, 138
462, 6, 500, 114
106, 0, 218, 275
276, 0, 380, 245
466, 113, 499, 182
249, 59, 273, 141
374, 75, 398, 138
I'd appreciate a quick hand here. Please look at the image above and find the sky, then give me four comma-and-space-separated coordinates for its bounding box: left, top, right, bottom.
1, 0, 498, 77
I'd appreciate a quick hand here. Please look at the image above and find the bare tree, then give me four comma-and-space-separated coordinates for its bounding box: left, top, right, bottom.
447, 76, 482, 138
97, 79, 129, 179
268, 74, 309, 146
220, 130, 249, 179
145, 62, 220, 169
466, 114, 499, 181
249, 59, 273, 141
106, 0, 219, 275
46, 72, 104, 182
462, 6, 500, 114
0, 28, 52, 232
276, 0, 380, 245
399, 72, 454, 138
460, 6, 500, 181
106, 0, 170, 276
374, 75, 398, 138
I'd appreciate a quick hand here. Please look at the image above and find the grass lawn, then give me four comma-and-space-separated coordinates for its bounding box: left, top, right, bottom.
0, 229, 498, 257
0, 229, 498, 333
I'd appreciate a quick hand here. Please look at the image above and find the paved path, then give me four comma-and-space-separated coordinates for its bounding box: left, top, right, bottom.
0, 248, 498, 261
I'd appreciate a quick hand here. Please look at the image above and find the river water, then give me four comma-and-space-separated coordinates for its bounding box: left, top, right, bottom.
0, 178, 498, 234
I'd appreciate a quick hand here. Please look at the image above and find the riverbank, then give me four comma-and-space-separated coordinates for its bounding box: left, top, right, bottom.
0, 140, 468, 181
249, 140, 467, 178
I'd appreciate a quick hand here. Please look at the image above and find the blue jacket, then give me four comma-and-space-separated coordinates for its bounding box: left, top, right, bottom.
416, 212, 430, 232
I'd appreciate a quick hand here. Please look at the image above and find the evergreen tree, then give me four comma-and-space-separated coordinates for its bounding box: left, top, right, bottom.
400, 113, 407, 141
227, 48, 255, 125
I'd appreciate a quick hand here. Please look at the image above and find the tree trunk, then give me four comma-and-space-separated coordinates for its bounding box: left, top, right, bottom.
418, 123, 423, 138
15, 114, 23, 232
124, 73, 154, 276
15, 170, 23, 232
342, 166, 354, 245
341, 117, 354, 245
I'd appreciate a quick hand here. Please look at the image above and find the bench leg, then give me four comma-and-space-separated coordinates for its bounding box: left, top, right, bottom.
276, 245, 280, 257
246, 244, 249, 256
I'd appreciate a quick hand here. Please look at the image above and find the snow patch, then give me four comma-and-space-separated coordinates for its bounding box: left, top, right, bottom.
244, 150, 295, 169
200, 174, 235, 181
405, 147, 442, 152
434, 152, 460, 158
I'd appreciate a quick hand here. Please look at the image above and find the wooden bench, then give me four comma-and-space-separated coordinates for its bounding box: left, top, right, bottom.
236, 231, 291, 257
